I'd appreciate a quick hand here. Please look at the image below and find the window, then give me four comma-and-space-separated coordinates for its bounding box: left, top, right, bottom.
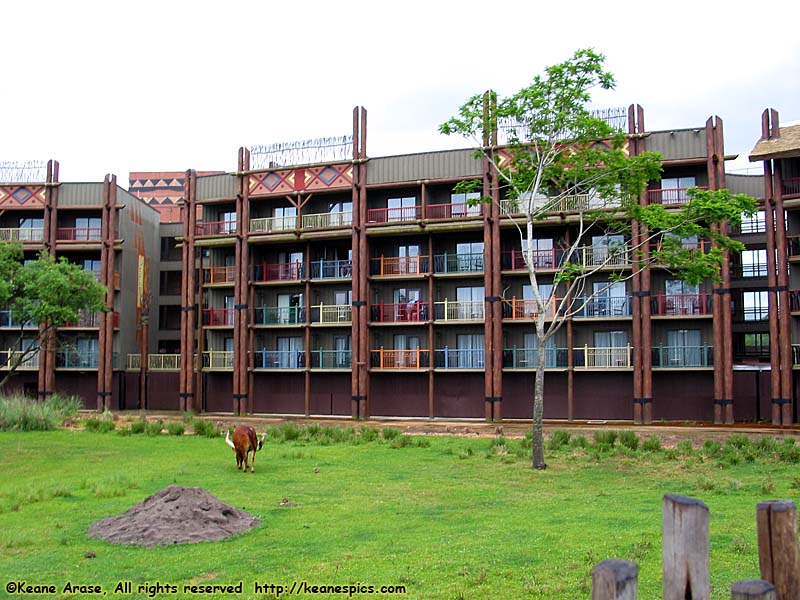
397, 244, 421, 273
742, 333, 770, 357
590, 281, 627, 316
666, 329, 702, 367
523, 333, 556, 368
450, 191, 481, 217
664, 280, 702, 315
592, 330, 628, 367
274, 206, 296, 230
393, 334, 421, 367
522, 283, 554, 319
590, 235, 626, 266
455, 241, 484, 272
75, 217, 102, 240
522, 238, 555, 268
160, 236, 182, 261
334, 335, 351, 368
159, 271, 182, 295
220, 211, 237, 234
660, 176, 696, 204
328, 201, 352, 226
456, 286, 485, 319
277, 337, 303, 368
740, 210, 766, 234
393, 288, 422, 321
740, 249, 767, 277
18, 217, 43, 240
455, 334, 485, 368
387, 196, 416, 221
742, 291, 769, 321
82, 259, 102, 281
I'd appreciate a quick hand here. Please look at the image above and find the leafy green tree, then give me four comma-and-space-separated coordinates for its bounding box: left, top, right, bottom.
441, 49, 756, 469
0, 243, 108, 388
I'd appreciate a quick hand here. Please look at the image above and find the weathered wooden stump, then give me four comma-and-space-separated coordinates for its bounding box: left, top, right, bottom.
756, 500, 800, 600
591, 559, 638, 600
662, 494, 710, 599
731, 579, 776, 600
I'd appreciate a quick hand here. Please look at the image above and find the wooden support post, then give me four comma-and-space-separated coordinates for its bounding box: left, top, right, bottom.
662, 494, 710, 600
757, 500, 800, 600
731, 580, 776, 600
591, 559, 638, 600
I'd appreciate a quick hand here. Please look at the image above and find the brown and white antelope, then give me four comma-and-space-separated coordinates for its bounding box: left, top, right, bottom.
225, 426, 266, 473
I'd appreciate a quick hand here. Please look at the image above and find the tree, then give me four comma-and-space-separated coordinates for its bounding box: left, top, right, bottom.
0, 243, 108, 388
440, 49, 756, 469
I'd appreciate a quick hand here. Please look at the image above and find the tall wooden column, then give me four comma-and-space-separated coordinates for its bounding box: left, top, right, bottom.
39, 160, 59, 401
96, 176, 116, 411
179, 170, 198, 412
232, 148, 251, 414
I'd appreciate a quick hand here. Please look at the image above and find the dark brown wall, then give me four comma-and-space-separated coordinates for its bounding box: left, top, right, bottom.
652, 372, 714, 421
0, 373, 39, 397
147, 372, 180, 410
252, 373, 305, 414
503, 372, 567, 419
732, 370, 773, 422
309, 373, 351, 415
205, 374, 233, 413
434, 373, 486, 418
573, 372, 632, 420
55, 373, 99, 408
370, 373, 428, 417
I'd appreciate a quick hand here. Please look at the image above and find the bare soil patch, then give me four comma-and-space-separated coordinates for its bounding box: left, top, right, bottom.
88, 485, 258, 547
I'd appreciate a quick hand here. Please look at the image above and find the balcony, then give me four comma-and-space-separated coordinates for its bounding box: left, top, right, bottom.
791, 290, 800, 312
301, 211, 352, 229
425, 202, 482, 220
783, 177, 800, 196
434, 300, 484, 321
202, 351, 233, 370
501, 249, 559, 271
793, 345, 800, 366
652, 345, 713, 368
433, 252, 484, 274
500, 194, 601, 215
652, 294, 711, 316
62, 310, 120, 328
0, 309, 36, 329
309, 350, 351, 369
788, 236, 800, 259
195, 220, 236, 237
433, 348, 485, 369
367, 206, 422, 224
310, 259, 352, 280
0, 349, 40, 370
57, 227, 102, 241
203, 266, 236, 285
55, 350, 99, 369
252, 262, 305, 283
573, 345, 632, 369
202, 308, 234, 326
253, 306, 304, 326
370, 255, 430, 276
0, 227, 44, 242
126, 354, 182, 370
503, 347, 568, 369
647, 186, 707, 206
371, 348, 430, 369
573, 296, 631, 318
574, 244, 630, 267
253, 349, 304, 369
310, 304, 352, 325
250, 215, 296, 233
370, 301, 429, 323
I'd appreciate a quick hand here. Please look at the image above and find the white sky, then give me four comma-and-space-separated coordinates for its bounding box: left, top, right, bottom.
3, 0, 799, 182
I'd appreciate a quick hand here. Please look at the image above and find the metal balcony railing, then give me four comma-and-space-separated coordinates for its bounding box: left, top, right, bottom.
367, 206, 422, 223
309, 350, 352, 369
57, 227, 102, 241
370, 301, 429, 323
55, 350, 99, 369
370, 255, 430, 276
424, 202, 482, 220
573, 296, 631, 318
301, 211, 352, 229
204, 266, 236, 284
203, 308, 235, 326
433, 252, 484, 274
371, 348, 430, 369
0, 227, 44, 242
433, 300, 485, 321
574, 244, 630, 267
253, 306, 304, 325
126, 354, 182, 370
310, 259, 352, 279
647, 186, 707, 206
651, 294, 712, 316
501, 248, 559, 271
252, 262, 305, 282
0, 349, 40, 370
202, 351, 234, 370
783, 177, 800, 196
503, 347, 568, 369
253, 349, 304, 369
195, 220, 236, 236
63, 310, 119, 328
500, 193, 609, 215
502, 297, 559, 321
573, 345, 632, 369
652, 345, 713, 368
250, 215, 296, 233
433, 348, 485, 369
310, 304, 352, 324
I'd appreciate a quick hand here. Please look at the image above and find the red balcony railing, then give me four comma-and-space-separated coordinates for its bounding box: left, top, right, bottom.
367, 206, 422, 223
424, 202, 482, 220
195, 220, 236, 236
204, 265, 236, 284
252, 262, 305, 282
652, 294, 711, 316
647, 186, 707, 206
370, 255, 430, 276
203, 308, 235, 326
56, 227, 102, 241
370, 301, 429, 323
783, 177, 800, 196
63, 311, 119, 328
501, 248, 558, 271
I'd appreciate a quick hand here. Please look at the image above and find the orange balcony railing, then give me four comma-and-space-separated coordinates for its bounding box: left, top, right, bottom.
370, 255, 430, 276
503, 297, 559, 321
204, 265, 236, 284
370, 348, 430, 369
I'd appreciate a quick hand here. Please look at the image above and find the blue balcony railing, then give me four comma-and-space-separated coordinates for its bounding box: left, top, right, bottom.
253, 349, 305, 369
434, 347, 485, 369
310, 259, 352, 280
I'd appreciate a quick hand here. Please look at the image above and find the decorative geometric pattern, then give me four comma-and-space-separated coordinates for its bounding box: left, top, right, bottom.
248, 164, 353, 197
0, 185, 46, 207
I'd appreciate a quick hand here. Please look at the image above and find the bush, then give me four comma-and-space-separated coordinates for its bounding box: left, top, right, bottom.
676, 440, 694, 455
642, 436, 662, 452
548, 430, 571, 450
84, 417, 115, 433
145, 420, 164, 436
381, 427, 401, 441
167, 422, 185, 436
569, 435, 589, 449
0, 394, 81, 431
701, 439, 721, 457
619, 431, 639, 451
726, 434, 752, 450
593, 430, 619, 448
129, 419, 146, 434
191, 419, 219, 438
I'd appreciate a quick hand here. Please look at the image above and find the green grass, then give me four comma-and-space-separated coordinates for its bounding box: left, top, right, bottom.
0, 428, 797, 599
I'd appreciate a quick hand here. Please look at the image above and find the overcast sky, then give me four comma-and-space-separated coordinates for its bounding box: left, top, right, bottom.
3, 0, 799, 183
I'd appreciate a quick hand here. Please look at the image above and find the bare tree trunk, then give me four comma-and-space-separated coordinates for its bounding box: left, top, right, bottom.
532, 333, 547, 469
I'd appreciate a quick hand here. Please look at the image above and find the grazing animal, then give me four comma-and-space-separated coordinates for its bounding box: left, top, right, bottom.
225, 426, 266, 473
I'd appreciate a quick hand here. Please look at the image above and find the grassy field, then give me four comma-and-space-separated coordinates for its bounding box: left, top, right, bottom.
0, 423, 798, 600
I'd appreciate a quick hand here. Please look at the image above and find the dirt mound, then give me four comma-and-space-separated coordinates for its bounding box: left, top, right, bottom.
88, 485, 259, 547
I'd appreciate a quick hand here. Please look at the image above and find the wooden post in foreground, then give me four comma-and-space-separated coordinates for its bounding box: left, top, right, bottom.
756, 500, 800, 600
662, 494, 710, 600
591, 559, 638, 600
731, 580, 776, 600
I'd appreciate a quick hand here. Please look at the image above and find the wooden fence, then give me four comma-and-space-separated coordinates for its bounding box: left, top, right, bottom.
591, 495, 799, 600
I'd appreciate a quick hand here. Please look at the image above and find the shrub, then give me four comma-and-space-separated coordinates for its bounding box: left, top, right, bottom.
777, 442, 800, 464
548, 430, 571, 450
129, 419, 146, 434
726, 434, 752, 450
619, 431, 639, 451
192, 419, 219, 438
0, 394, 81, 432
642, 436, 662, 452
167, 422, 185, 436
593, 430, 619, 448
145, 420, 164, 436
701, 439, 721, 457
84, 417, 115, 433
569, 435, 589, 449
676, 440, 694, 455
389, 435, 412, 449
359, 426, 379, 443
381, 427, 401, 441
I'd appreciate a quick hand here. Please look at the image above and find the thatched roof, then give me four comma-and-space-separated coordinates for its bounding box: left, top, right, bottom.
749, 124, 800, 162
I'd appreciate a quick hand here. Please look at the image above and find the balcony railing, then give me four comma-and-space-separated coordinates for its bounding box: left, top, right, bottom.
574, 244, 630, 267
500, 194, 610, 215
788, 236, 800, 259
0, 349, 40, 370
652, 345, 713, 368
0, 227, 44, 242
195, 220, 236, 236
309, 350, 351, 369
204, 266, 236, 284
301, 211, 352, 229
252, 262, 305, 282
253, 306, 304, 325
647, 186, 707, 206
253, 349, 304, 369
573, 345, 632, 368
203, 308, 235, 326
367, 206, 422, 223
652, 293, 712, 316
310, 304, 352, 324
502, 297, 559, 321
371, 348, 430, 369
434, 300, 485, 321
501, 248, 559, 271
126, 354, 182, 370
57, 227, 102, 241
370, 255, 430, 276
424, 202, 482, 220
202, 351, 233, 370
434, 348, 485, 369
63, 310, 119, 328
56, 350, 99, 369
250, 215, 296, 233
573, 296, 631, 318
310, 259, 352, 279
433, 252, 484, 274
783, 177, 800, 196
503, 347, 568, 369
370, 301, 429, 323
